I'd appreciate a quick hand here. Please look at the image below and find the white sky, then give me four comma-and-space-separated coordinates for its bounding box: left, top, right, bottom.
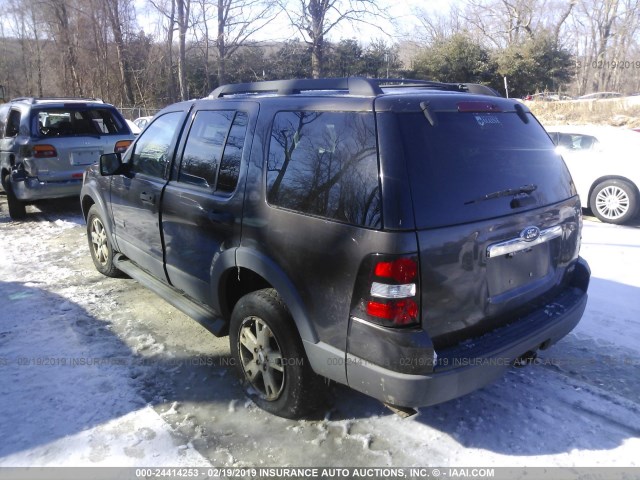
134, 0, 458, 45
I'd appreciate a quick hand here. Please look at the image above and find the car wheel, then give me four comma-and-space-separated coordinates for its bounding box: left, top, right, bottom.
589, 179, 638, 224
87, 205, 122, 277
4, 174, 27, 220
229, 288, 325, 419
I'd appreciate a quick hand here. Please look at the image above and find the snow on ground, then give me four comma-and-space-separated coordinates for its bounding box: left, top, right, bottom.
0, 196, 639, 468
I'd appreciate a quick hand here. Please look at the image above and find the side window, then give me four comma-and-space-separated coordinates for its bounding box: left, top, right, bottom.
6, 110, 21, 138
0, 104, 10, 138
178, 110, 248, 193
218, 112, 248, 192
179, 111, 234, 188
131, 111, 183, 178
574, 134, 598, 150
557, 133, 574, 149
267, 111, 381, 228
557, 133, 598, 151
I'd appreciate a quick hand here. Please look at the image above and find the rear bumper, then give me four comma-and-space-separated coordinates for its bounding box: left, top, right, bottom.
346, 257, 590, 408
11, 176, 82, 201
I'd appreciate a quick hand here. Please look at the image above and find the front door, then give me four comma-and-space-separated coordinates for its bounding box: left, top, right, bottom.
109, 110, 188, 280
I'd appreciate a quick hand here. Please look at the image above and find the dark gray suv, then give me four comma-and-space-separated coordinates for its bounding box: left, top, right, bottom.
80, 78, 590, 418
0, 97, 134, 219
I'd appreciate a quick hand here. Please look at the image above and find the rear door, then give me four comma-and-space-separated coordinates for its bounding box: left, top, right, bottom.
161, 102, 255, 306
388, 105, 581, 349
109, 109, 188, 280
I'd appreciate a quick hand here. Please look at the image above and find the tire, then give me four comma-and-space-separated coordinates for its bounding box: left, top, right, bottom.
4, 174, 26, 220
229, 288, 325, 419
589, 179, 638, 225
86, 205, 122, 277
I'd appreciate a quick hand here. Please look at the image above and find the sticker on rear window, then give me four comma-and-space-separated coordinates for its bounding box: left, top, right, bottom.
474, 114, 501, 127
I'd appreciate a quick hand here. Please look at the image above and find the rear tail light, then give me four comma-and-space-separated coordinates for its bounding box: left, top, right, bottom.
114, 140, 132, 153
33, 145, 57, 158
351, 254, 420, 328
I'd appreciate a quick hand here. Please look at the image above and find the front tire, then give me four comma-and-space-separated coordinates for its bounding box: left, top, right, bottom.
4, 175, 26, 220
229, 288, 325, 419
87, 205, 122, 277
589, 179, 638, 224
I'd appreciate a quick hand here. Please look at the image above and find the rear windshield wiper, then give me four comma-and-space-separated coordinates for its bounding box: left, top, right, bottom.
464, 184, 537, 205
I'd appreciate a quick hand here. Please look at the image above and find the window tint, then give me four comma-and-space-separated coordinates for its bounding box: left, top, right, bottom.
35, 108, 127, 137
0, 104, 10, 138
397, 112, 574, 229
131, 111, 183, 178
556, 133, 598, 151
218, 112, 248, 192
6, 110, 21, 137
267, 111, 380, 228
179, 111, 234, 188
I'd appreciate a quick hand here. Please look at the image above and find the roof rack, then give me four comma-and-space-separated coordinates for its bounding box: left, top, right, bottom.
9, 96, 104, 104
208, 77, 501, 98
209, 78, 383, 98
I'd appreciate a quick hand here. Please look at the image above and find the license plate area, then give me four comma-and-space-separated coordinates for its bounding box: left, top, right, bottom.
70, 149, 101, 166
487, 243, 550, 296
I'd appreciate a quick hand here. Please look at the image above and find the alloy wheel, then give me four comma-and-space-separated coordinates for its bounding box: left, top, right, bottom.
238, 316, 284, 400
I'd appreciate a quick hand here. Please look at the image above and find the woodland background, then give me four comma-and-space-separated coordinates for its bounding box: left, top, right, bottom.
1, 0, 640, 111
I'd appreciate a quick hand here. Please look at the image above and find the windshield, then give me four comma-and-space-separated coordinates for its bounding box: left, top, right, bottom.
396, 111, 575, 228
33, 107, 128, 137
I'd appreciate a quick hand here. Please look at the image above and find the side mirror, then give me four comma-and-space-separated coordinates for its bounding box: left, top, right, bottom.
100, 153, 124, 176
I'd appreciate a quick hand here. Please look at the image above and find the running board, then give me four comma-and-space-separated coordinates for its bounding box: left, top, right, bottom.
114, 254, 227, 337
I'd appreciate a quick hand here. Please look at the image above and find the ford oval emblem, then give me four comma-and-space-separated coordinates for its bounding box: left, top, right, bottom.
520, 226, 540, 242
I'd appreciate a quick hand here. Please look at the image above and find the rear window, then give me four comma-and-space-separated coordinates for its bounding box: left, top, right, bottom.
396, 112, 574, 228
33, 107, 128, 137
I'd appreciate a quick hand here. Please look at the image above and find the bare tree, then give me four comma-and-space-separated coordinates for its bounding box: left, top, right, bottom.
176, 0, 191, 100
104, 0, 136, 104
460, 0, 576, 48
13, 0, 47, 95
215, 0, 277, 84
568, 0, 640, 93
278, 0, 384, 78
149, 0, 191, 100
148, 0, 179, 102
42, 0, 84, 95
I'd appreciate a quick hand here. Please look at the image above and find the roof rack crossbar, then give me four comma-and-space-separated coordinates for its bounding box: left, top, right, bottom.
9, 96, 104, 104
207, 77, 502, 98
209, 77, 384, 98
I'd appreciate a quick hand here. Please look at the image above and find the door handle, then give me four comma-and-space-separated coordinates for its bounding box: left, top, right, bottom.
140, 192, 155, 204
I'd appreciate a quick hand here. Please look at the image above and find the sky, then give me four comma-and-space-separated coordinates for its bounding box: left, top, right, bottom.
134, 0, 459, 46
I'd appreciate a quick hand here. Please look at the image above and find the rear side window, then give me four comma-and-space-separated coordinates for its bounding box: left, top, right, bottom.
6, 110, 21, 137
178, 110, 247, 192
34, 107, 128, 137
267, 111, 381, 228
396, 111, 574, 228
179, 111, 234, 188
218, 112, 248, 192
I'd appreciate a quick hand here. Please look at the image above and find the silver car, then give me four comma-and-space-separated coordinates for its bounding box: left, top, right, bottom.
0, 97, 134, 219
